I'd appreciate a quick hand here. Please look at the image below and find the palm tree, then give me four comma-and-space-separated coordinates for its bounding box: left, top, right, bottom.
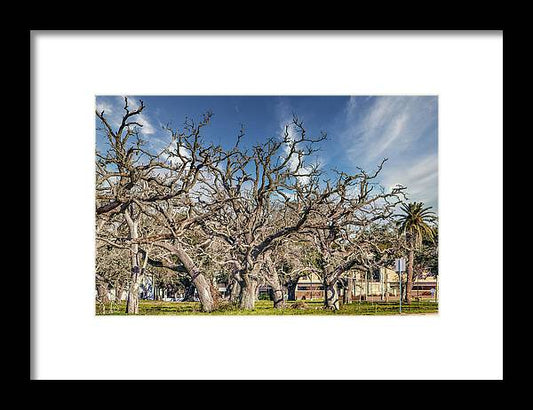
396, 202, 437, 304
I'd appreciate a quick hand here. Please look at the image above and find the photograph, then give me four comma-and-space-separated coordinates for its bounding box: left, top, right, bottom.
95, 95, 439, 316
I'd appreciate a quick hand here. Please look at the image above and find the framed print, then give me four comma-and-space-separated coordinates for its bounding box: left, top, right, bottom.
31, 30, 503, 380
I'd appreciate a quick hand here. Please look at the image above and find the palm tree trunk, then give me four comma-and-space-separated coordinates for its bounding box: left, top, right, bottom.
406, 241, 415, 305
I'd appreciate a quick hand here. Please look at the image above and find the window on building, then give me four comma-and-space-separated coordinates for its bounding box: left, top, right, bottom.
297, 285, 324, 291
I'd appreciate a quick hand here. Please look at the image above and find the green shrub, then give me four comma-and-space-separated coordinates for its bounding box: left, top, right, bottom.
258, 293, 271, 300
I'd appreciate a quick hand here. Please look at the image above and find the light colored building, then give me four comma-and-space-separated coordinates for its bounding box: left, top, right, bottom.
294, 272, 323, 300
293, 267, 438, 301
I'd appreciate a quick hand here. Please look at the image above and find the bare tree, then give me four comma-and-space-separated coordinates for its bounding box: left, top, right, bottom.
199, 116, 330, 309
96, 99, 226, 313
95, 101, 428, 316
260, 237, 321, 306
302, 160, 405, 310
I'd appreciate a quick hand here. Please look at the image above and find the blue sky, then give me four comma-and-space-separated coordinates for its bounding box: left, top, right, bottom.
96, 95, 438, 212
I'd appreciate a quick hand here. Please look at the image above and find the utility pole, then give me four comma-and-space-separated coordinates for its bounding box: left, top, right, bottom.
399, 270, 402, 313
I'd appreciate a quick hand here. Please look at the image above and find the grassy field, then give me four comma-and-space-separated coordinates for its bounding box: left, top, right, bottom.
96, 299, 438, 315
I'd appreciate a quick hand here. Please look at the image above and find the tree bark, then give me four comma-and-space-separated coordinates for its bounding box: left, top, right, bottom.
344, 277, 353, 304
159, 242, 218, 312
239, 276, 257, 310
126, 253, 142, 315
324, 279, 340, 310
323, 264, 340, 310
226, 278, 241, 303
342, 281, 348, 305
126, 266, 142, 314
96, 282, 110, 304
286, 279, 299, 301
192, 273, 217, 312
115, 280, 125, 301
182, 280, 196, 302
271, 284, 285, 308
266, 266, 286, 308
209, 280, 222, 306
125, 211, 141, 314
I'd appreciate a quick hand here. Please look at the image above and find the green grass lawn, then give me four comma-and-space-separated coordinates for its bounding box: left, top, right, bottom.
96, 299, 438, 315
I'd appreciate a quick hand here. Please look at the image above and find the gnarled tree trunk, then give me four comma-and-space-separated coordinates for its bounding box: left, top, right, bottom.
343, 277, 353, 304
159, 242, 218, 312
225, 278, 241, 303
96, 281, 110, 304
127, 245, 146, 313
192, 273, 217, 312
239, 275, 258, 310
271, 284, 285, 308
286, 279, 299, 301
126, 266, 142, 314
324, 279, 340, 310
181, 279, 196, 302
125, 211, 142, 314
238, 263, 262, 310
323, 264, 340, 310
266, 266, 286, 308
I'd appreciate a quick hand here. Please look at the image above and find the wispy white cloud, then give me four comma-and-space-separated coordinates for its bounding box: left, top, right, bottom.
96, 101, 114, 116
343, 96, 436, 162
340, 96, 438, 211
160, 142, 191, 167
381, 153, 438, 209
